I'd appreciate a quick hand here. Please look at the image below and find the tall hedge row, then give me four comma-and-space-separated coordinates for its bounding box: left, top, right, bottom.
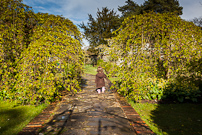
109, 12, 202, 102
0, 0, 84, 104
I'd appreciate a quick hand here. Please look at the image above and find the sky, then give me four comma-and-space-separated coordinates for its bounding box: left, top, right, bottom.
22, 0, 202, 46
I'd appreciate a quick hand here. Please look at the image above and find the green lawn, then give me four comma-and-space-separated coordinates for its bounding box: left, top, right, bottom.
129, 101, 202, 135
0, 101, 46, 135
83, 64, 98, 75
83, 64, 120, 82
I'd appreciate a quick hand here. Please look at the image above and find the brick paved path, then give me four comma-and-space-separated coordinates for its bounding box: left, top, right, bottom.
18, 74, 155, 135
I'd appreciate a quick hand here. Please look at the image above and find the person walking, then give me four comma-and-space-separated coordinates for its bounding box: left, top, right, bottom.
95, 66, 108, 94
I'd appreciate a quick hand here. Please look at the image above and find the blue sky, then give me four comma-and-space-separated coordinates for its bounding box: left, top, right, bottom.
22, 0, 202, 46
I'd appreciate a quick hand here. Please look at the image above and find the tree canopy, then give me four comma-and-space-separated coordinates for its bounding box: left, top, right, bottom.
80, 0, 184, 55
118, 0, 142, 18
118, 0, 183, 18
79, 7, 121, 54
143, 0, 183, 15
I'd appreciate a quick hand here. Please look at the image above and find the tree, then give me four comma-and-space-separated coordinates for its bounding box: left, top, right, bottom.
79, 7, 121, 55
118, 0, 142, 18
118, 0, 183, 19
143, 0, 183, 15
192, 17, 202, 27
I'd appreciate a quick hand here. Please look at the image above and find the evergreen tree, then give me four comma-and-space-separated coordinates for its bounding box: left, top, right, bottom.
79, 7, 121, 54
118, 0, 142, 18
143, 0, 183, 15
118, 0, 183, 19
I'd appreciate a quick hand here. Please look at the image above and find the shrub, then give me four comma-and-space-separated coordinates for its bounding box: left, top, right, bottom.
0, 10, 84, 104
108, 12, 202, 102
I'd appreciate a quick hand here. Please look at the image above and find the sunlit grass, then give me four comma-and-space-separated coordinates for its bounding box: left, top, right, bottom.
129, 100, 202, 135
128, 101, 166, 135
0, 101, 47, 135
83, 64, 120, 82
83, 64, 98, 75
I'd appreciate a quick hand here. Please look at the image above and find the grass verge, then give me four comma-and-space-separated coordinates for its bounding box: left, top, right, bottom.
0, 100, 47, 135
128, 100, 202, 135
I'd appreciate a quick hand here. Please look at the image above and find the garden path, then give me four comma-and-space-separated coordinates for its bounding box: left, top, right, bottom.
18, 74, 155, 135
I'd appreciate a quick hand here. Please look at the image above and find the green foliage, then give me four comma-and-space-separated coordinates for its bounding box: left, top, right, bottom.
97, 59, 119, 77
0, 1, 84, 104
118, 0, 142, 18
143, 0, 183, 15
119, 0, 183, 19
164, 80, 201, 102
79, 7, 121, 55
97, 59, 106, 68
144, 77, 166, 100
0, 0, 35, 102
97, 59, 112, 74
108, 12, 202, 102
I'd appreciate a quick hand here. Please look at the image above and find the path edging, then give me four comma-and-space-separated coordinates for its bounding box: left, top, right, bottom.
114, 93, 156, 135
